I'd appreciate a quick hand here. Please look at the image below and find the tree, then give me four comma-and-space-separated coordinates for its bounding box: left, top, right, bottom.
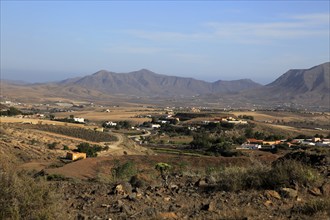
0, 107, 22, 116
151, 117, 158, 123
254, 131, 265, 140
208, 142, 232, 154
155, 162, 172, 187
190, 133, 211, 149
245, 128, 254, 138
76, 142, 103, 157
47, 142, 58, 149
233, 136, 247, 145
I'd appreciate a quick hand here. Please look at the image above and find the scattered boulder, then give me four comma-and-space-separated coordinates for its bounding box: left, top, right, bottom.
206, 176, 217, 185
320, 182, 330, 196
280, 188, 298, 198
77, 213, 87, 220
127, 192, 137, 201
195, 178, 207, 187
265, 190, 281, 200
144, 207, 158, 217
113, 182, 132, 196
170, 184, 179, 191
114, 200, 131, 214
263, 200, 273, 208
130, 175, 146, 188
101, 204, 111, 208
308, 187, 322, 196
158, 212, 178, 219
201, 201, 216, 211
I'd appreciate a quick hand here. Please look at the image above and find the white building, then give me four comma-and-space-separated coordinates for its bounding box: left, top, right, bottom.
238, 143, 262, 150
105, 121, 117, 126
73, 117, 85, 123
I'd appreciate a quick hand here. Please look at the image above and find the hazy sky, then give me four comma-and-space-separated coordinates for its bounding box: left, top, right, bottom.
1, 1, 329, 84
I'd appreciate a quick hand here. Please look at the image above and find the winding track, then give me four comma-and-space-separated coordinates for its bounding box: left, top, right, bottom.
98, 132, 125, 156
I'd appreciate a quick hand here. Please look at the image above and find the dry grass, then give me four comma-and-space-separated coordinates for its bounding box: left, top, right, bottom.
54, 107, 159, 124
231, 111, 330, 122
0, 154, 68, 220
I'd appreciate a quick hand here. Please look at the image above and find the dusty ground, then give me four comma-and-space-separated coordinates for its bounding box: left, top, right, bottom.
45, 154, 330, 220
54, 107, 160, 124
0, 119, 151, 172
231, 111, 330, 123
1, 115, 330, 220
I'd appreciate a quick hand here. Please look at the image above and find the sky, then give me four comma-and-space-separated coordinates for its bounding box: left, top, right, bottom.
1, 1, 329, 84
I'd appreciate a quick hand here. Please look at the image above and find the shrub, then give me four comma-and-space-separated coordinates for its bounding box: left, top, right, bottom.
0, 107, 22, 116
46, 173, 67, 181
274, 151, 328, 167
76, 142, 104, 157
177, 161, 188, 174
217, 166, 247, 191
208, 142, 246, 157
47, 142, 58, 149
30, 139, 38, 145
293, 198, 330, 216
238, 115, 254, 120
265, 160, 322, 188
216, 164, 268, 191
216, 159, 322, 192
129, 175, 145, 188
111, 160, 137, 181
0, 170, 65, 219
190, 133, 211, 149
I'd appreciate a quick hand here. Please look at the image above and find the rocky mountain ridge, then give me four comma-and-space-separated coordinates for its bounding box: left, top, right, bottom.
58, 69, 262, 96
1, 62, 329, 109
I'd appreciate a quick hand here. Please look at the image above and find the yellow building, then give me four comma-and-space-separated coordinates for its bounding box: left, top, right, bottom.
66, 152, 87, 161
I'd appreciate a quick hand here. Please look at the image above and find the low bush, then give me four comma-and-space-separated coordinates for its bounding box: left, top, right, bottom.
217, 164, 269, 191
293, 198, 330, 216
46, 173, 67, 181
129, 175, 146, 188
47, 142, 58, 149
0, 170, 66, 219
76, 142, 105, 157
266, 159, 322, 188
274, 151, 328, 167
0, 107, 22, 116
111, 160, 137, 181
216, 159, 322, 192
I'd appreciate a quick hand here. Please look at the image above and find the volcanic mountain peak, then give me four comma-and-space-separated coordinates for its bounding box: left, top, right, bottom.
267, 62, 329, 92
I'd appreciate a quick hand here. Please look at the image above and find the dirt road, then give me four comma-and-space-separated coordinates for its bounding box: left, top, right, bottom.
98, 132, 125, 156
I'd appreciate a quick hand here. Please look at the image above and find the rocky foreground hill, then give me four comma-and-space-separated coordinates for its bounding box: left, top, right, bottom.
1, 115, 330, 219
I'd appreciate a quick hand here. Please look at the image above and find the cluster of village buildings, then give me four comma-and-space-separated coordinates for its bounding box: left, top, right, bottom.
202, 116, 248, 125
238, 137, 330, 150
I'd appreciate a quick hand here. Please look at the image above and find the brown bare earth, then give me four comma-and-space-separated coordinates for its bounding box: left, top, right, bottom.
53, 107, 158, 124
1, 108, 330, 219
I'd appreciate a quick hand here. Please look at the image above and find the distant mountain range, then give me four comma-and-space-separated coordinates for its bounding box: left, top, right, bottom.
1, 62, 329, 110
58, 69, 262, 96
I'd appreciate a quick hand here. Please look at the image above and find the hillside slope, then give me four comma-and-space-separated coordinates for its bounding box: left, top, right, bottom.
59, 69, 261, 96
1, 63, 329, 110
241, 62, 330, 109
